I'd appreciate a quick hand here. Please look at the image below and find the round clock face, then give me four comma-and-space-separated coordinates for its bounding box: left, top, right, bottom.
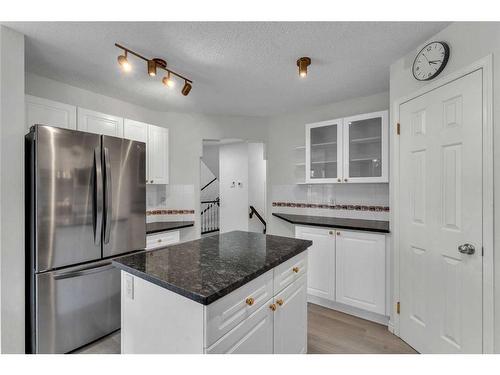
412, 42, 450, 81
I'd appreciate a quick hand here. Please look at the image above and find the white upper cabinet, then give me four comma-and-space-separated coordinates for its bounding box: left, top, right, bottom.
304, 110, 388, 183
147, 125, 169, 184
124, 119, 169, 185
123, 118, 148, 142
335, 230, 386, 315
77, 108, 124, 137
25, 95, 77, 131
343, 110, 388, 183
305, 118, 343, 183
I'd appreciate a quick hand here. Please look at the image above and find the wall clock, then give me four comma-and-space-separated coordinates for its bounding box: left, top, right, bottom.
412, 41, 450, 81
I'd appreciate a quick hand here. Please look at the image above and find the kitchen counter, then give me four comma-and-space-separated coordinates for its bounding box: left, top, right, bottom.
146, 221, 194, 234
272, 212, 390, 233
113, 230, 312, 305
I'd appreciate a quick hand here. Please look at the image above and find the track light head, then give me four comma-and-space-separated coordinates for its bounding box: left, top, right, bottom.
297, 57, 311, 78
181, 81, 192, 96
117, 52, 131, 72
162, 72, 175, 88
147, 60, 157, 77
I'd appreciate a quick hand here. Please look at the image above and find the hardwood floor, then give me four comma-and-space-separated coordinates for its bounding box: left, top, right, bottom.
74, 303, 417, 354
308, 303, 417, 354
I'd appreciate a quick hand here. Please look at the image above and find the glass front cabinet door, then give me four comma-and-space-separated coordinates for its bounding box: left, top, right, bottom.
305, 118, 343, 183
343, 110, 388, 183
305, 110, 388, 184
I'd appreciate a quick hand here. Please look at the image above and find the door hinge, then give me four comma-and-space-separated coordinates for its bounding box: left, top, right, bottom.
396, 123, 400, 135
396, 301, 400, 314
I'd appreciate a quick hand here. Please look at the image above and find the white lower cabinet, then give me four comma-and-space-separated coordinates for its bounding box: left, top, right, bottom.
335, 230, 386, 314
146, 230, 180, 250
295, 226, 335, 300
295, 225, 386, 318
273, 275, 307, 354
206, 301, 274, 354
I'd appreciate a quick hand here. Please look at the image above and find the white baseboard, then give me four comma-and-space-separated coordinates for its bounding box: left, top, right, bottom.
308, 295, 390, 326
388, 320, 394, 333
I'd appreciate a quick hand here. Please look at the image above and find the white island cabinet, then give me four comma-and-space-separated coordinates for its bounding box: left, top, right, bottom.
119, 251, 308, 354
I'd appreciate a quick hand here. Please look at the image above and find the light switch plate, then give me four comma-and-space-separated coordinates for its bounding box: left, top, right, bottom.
125, 274, 134, 300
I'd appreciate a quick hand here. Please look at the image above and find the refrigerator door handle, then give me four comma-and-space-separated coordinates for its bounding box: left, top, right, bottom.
103, 147, 112, 244
93, 148, 104, 245
53, 262, 114, 280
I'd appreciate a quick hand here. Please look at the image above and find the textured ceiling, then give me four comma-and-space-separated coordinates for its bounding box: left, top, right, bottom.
6, 22, 449, 116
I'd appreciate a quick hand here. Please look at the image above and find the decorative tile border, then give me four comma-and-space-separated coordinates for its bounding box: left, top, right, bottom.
147, 209, 195, 216
272, 202, 389, 212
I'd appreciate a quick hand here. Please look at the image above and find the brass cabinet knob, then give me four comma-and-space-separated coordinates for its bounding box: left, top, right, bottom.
151, 180, 154, 183
337, 178, 341, 182
245, 297, 255, 306
329, 230, 333, 235
344, 178, 348, 182
157, 239, 162, 243
292, 266, 299, 273
269, 303, 277, 311
276, 299, 284, 306
337, 231, 341, 236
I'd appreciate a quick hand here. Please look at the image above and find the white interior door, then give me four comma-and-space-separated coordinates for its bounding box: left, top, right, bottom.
399, 69, 483, 353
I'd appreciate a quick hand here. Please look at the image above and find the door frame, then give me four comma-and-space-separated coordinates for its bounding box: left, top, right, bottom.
391, 55, 494, 353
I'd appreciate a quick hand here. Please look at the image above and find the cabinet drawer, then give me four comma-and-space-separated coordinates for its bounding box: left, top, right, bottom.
273, 251, 307, 295
206, 299, 274, 354
205, 270, 273, 348
146, 230, 180, 250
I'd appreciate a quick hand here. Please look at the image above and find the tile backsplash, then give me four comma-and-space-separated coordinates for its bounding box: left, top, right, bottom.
271, 183, 389, 220
146, 184, 195, 222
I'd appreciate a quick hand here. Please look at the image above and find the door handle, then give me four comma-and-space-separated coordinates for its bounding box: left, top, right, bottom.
103, 147, 112, 244
93, 148, 103, 245
53, 263, 114, 280
458, 243, 475, 255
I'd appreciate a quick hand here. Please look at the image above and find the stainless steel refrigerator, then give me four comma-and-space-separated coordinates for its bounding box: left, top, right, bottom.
25, 125, 146, 354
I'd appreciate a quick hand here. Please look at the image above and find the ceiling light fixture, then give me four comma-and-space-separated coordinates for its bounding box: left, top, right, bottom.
117, 51, 131, 72
296, 57, 311, 78
181, 81, 192, 96
162, 72, 175, 88
147, 60, 157, 77
115, 43, 193, 96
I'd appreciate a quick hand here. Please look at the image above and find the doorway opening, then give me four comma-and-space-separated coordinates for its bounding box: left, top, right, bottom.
200, 139, 266, 236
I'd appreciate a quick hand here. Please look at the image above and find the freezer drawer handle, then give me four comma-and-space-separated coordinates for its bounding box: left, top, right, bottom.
103, 147, 112, 244
53, 263, 115, 280
93, 148, 104, 245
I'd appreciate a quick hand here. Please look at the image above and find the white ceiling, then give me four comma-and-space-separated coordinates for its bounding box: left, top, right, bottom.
6, 22, 449, 117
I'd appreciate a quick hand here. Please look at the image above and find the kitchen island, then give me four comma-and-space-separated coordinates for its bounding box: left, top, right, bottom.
113, 231, 312, 354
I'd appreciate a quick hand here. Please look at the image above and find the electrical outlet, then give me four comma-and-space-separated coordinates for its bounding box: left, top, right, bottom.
125, 274, 134, 300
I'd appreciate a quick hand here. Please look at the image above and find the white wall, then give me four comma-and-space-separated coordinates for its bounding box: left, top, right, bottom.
266, 91, 390, 238
0, 26, 25, 354
389, 21, 500, 352
248, 142, 266, 233
219, 142, 249, 233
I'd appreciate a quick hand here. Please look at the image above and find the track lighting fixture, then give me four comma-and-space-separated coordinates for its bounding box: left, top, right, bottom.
297, 57, 311, 78
115, 43, 193, 96
117, 51, 131, 72
181, 81, 192, 96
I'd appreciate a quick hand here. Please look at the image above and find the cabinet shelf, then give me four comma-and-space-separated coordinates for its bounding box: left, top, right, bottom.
311, 160, 337, 164
350, 136, 381, 144
311, 141, 337, 147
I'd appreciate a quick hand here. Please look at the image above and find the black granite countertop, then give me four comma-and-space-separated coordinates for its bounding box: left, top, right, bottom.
272, 212, 390, 233
146, 221, 195, 234
112, 230, 312, 305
